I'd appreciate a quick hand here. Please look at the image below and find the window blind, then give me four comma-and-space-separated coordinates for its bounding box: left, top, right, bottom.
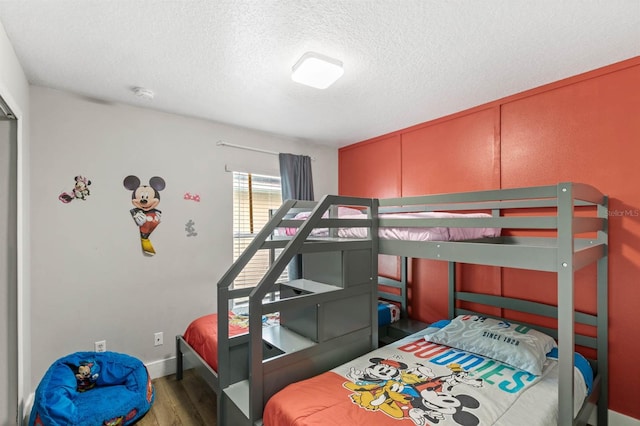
232, 172, 288, 290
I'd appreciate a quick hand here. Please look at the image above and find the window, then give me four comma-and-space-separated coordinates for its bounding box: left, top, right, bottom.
232, 171, 288, 291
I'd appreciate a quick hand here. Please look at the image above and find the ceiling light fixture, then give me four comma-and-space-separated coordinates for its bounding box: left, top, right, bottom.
291, 52, 344, 89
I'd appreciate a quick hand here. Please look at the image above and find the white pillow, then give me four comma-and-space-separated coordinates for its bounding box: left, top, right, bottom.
423, 315, 557, 375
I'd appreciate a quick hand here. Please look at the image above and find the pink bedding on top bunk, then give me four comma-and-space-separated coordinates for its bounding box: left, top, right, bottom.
283, 209, 501, 241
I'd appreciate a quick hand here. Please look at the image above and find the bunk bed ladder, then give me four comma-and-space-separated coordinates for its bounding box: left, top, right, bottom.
218, 194, 379, 425
215, 198, 299, 425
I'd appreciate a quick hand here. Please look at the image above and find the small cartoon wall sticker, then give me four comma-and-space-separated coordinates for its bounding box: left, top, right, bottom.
123, 175, 166, 256
185, 219, 198, 237
184, 192, 201, 202
59, 175, 92, 203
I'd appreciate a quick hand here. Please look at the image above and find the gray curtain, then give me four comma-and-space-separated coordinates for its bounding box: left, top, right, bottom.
279, 153, 314, 201
279, 153, 314, 279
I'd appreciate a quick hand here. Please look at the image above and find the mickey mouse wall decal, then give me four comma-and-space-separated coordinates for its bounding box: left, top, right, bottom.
123, 175, 166, 256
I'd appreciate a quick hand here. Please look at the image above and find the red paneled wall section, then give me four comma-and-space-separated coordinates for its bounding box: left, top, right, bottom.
338, 134, 402, 198
400, 107, 501, 195
339, 134, 402, 279
338, 56, 640, 419
500, 62, 640, 416
400, 108, 502, 322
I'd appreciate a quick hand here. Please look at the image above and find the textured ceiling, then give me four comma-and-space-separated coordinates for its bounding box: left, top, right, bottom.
0, 1, 638, 147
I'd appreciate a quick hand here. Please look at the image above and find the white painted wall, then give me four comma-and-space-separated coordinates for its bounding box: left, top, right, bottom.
28, 85, 338, 391
0, 19, 30, 426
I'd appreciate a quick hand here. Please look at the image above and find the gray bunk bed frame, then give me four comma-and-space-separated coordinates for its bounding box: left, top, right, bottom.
377, 256, 432, 344
177, 195, 381, 425
176, 182, 608, 426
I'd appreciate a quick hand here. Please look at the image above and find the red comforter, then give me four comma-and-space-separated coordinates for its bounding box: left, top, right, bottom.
182, 313, 250, 372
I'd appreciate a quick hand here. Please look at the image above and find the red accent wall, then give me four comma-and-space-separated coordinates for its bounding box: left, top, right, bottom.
338, 134, 402, 198
400, 108, 502, 321
338, 56, 640, 419
339, 134, 402, 278
500, 62, 640, 415
400, 107, 501, 195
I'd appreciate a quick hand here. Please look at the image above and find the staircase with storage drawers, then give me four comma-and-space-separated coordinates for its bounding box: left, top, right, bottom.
215, 195, 379, 426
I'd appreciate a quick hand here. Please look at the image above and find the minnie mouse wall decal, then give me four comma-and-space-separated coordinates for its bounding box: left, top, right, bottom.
59, 175, 92, 203
183, 192, 201, 202
123, 175, 166, 256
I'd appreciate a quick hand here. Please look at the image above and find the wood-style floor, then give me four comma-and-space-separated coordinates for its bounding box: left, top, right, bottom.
136, 369, 217, 425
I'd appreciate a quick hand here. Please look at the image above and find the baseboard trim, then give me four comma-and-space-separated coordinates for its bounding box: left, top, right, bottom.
145, 356, 177, 379
145, 355, 200, 379
586, 408, 640, 425
607, 410, 640, 426
22, 393, 34, 426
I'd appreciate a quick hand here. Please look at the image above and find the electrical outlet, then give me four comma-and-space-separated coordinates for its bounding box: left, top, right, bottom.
95, 340, 106, 353
154, 332, 163, 346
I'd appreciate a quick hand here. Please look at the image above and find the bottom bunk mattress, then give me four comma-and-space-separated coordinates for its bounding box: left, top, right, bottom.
184, 303, 397, 371
181, 310, 279, 372
263, 318, 592, 426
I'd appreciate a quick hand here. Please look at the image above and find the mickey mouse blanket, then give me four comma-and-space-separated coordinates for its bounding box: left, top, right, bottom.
263, 325, 590, 426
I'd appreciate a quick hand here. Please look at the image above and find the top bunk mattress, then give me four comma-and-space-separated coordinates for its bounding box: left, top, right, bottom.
281, 208, 501, 242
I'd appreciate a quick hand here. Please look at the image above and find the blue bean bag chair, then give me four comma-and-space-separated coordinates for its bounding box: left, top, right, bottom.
29, 351, 154, 426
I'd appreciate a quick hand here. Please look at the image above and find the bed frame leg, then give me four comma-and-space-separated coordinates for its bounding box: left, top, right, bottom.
175, 336, 183, 380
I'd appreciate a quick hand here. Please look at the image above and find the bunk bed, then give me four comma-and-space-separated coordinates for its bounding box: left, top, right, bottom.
177, 195, 382, 425
279, 206, 501, 340
175, 182, 608, 426
279, 206, 407, 332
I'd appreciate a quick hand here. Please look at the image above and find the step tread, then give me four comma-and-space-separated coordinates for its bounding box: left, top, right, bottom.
282, 278, 340, 294
262, 324, 316, 353
224, 379, 250, 418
